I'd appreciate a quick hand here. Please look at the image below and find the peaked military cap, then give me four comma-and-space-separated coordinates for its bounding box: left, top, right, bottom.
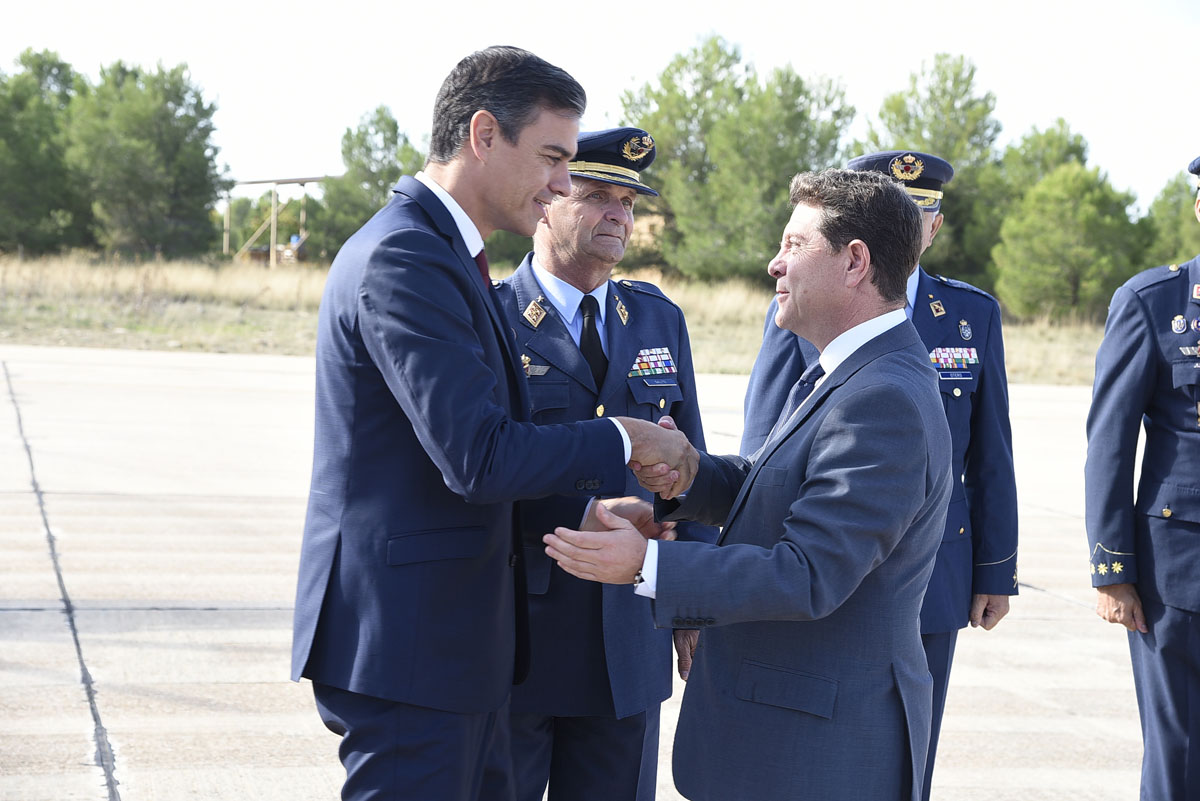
846, 150, 954, 213
569, 127, 659, 197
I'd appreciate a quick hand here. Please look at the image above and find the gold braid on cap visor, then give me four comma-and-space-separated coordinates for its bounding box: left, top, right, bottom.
905, 186, 944, 208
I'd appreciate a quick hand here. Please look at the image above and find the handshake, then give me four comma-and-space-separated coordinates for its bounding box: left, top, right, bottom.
615, 415, 698, 500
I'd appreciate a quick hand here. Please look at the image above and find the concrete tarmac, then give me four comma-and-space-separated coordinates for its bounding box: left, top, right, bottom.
0, 345, 1139, 800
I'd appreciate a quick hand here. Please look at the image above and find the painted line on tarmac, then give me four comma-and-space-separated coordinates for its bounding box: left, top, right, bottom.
3, 360, 123, 801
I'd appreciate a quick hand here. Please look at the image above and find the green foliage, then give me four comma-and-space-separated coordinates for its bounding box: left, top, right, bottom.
865, 54, 1000, 171
863, 54, 1001, 288
622, 36, 852, 281
994, 163, 1149, 319
1145, 172, 1200, 267
66, 61, 230, 257
310, 106, 425, 258
0, 49, 93, 254
953, 119, 1089, 291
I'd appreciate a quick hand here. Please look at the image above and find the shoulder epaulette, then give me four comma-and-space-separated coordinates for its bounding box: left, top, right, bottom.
613, 278, 681, 309
930, 273, 1000, 304
1125, 263, 1185, 293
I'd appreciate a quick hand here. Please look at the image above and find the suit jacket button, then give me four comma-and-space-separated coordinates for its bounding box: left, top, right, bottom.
596, 404, 605, 417
1163, 507, 1173, 518
705, 618, 715, 626
509, 553, 517, 567
672, 617, 684, 627
576, 480, 586, 491
684, 617, 696, 627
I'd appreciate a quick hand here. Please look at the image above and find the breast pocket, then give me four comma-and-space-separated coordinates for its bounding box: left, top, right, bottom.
628, 376, 684, 421
937, 369, 978, 430
527, 377, 570, 417
1170, 360, 1200, 401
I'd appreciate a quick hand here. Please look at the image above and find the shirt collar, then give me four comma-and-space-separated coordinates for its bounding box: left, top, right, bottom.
414, 171, 485, 258
906, 267, 920, 314
530, 254, 608, 326
818, 309, 908, 378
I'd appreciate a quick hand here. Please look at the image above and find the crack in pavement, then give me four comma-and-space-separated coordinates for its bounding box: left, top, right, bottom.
4, 360, 122, 801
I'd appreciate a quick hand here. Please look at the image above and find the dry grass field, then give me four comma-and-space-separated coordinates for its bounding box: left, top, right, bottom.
0, 256, 1103, 384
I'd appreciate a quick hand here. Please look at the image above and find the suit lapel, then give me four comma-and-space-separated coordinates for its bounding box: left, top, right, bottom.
599, 283, 639, 404
394, 177, 529, 408
511, 260, 596, 391
717, 322, 923, 542
911, 268, 949, 349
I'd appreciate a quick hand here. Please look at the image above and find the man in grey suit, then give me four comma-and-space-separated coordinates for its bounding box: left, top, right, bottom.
546, 169, 953, 801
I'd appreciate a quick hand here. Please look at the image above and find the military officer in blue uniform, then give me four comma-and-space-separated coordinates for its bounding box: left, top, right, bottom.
741, 151, 1019, 800
1085, 156, 1200, 801
494, 127, 717, 801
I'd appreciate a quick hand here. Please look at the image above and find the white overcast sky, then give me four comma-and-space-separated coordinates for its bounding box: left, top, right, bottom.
5, 0, 1198, 211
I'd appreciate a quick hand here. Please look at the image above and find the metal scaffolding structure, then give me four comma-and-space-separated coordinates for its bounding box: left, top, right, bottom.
224, 175, 339, 267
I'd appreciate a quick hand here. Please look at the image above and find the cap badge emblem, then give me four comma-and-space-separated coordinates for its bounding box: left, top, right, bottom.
622, 135, 655, 161
890, 153, 924, 182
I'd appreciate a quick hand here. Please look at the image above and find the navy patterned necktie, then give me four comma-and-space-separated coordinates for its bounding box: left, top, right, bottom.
772, 361, 826, 435
579, 294, 608, 391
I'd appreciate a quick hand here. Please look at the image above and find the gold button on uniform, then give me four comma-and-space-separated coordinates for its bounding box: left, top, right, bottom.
595, 404, 605, 418
952, 388, 962, 397
1163, 507, 1173, 518
659, 398, 666, 409
959, 527, 965, 534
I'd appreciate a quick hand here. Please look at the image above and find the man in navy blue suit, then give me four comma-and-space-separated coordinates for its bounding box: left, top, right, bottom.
1085, 155, 1200, 801
740, 150, 1019, 800
291, 48, 696, 801
546, 169, 953, 801
494, 127, 717, 801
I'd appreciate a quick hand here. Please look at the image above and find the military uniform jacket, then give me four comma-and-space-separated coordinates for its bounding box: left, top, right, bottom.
495, 256, 717, 719
1085, 257, 1200, 611
742, 269, 1019, 633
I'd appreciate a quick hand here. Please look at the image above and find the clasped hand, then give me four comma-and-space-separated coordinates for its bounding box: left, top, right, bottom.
544, 497, 666, 584
617, 415, 698, 499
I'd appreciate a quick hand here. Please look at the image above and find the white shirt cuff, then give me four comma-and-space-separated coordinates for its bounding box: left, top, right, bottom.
611, 419, 632, 463
634, 538, 658, 599
580, 497, 597, 528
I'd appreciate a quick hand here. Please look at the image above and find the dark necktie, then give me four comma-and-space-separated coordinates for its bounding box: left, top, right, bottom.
578, 294, 608, 391
772, 361, 826, 435
474, 248, 491, 285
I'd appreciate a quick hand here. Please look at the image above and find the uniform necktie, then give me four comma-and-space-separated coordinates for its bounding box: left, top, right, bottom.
474, 248, 491, 285
579, 294, 608, 391
771, 361, 826, 437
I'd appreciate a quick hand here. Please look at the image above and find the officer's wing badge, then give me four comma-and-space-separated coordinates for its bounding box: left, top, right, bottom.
628, 347, 677, 377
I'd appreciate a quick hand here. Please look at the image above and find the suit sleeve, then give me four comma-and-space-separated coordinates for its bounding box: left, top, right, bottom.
654, 383, 936, 626
966, 302, 1020, 594
667, 305, 721, 544
1084, 285, 1157, 586
358, 228, 626, 505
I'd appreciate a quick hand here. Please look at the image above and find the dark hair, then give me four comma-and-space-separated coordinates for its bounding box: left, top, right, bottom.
427, 46, 586, 163
788, 169, 922, 303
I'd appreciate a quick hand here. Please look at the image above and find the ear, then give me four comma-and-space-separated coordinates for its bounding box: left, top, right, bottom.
1193, 192, 1200, 225
929, 212, 945, 241
843, 239, 873, 288
469, 110, 500, 163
